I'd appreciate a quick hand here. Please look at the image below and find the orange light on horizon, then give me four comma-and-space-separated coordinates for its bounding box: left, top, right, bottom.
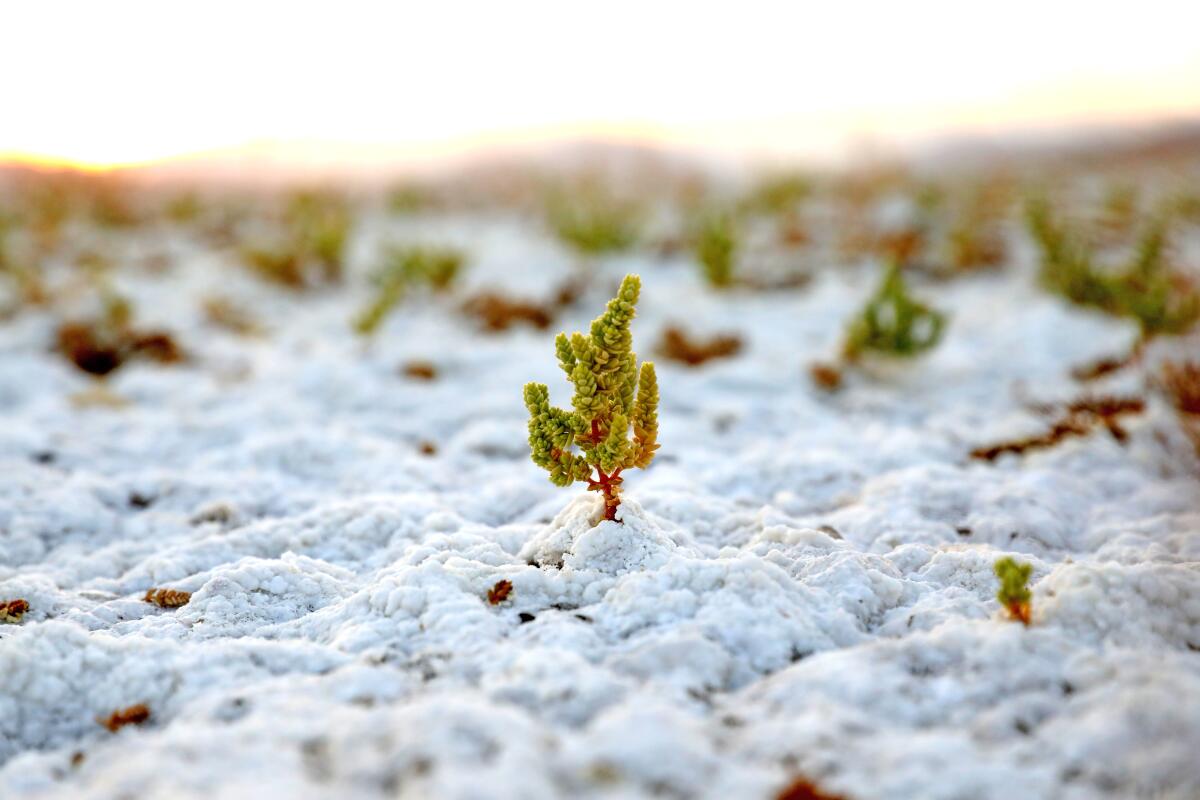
3, 0, 1199, 172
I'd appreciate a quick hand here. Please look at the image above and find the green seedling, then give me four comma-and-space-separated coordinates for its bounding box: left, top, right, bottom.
353, 245, 466, 336
1026, 200, 1199, 338
843, 262, 946, 361
693, 211, 738, 289
524, 274, 659, 521
740, 172, 812, 217
810, 262, 946, 389
994, 557, 1033, 625
546, 188, 642, 258
284, 191, 352, 282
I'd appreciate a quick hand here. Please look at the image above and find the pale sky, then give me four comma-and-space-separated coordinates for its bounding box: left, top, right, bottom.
3, 0, 1199, 169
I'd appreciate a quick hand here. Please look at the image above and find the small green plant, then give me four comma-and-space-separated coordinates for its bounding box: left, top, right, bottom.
546, 188, 642, 258
353, 245, 466, 336
523, 274, 659, 521
1026, 200, 1199, 338
693, 211, 738, 289
842, 262, 947, 361
284, 191, 353, 282
810, 262, 946, 390
994, 557, 1033, 625
740, 172, 811, 217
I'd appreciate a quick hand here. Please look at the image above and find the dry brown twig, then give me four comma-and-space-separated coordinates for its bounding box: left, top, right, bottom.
98, 704, 151, 732
970, 395, 1145, 461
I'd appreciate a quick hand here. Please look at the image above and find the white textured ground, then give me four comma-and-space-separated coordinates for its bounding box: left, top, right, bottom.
2, 211, 1199, 800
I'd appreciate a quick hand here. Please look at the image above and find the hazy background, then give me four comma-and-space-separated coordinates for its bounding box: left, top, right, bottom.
3, 0, 1199, 178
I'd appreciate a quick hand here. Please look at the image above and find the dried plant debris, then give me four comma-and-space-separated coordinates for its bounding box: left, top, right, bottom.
98, 704, 151, 733
56, 293, 184, 376
400, 360, 438, 381
1070, 345, 1143, 381
487, 579, 513, 605
970, 395, 1145, 460
462, 292, 554, 332
994, 557, 1033, 625
775, 776, 849, 800
1160, 360, 1200, 454
1160, 360, 1200, 415
657, 325, 743, 366
143, 588, 192, 608
0, 599, 30, 623
808, 361, 845, 391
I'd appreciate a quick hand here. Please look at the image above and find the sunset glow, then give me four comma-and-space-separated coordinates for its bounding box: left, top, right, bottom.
4, 0, 1200, 171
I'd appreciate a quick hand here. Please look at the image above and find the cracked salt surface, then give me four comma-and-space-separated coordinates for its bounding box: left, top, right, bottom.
1, 213, 1199, 799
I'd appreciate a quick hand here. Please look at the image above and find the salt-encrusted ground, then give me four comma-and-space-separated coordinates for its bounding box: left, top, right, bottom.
1, 209, 1199, 800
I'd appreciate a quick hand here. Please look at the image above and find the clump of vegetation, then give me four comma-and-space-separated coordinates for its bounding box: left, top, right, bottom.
143, 588, 192, 608
0, 598, 30, 623
741, 172, 812, 217
970, 395, 1145, 461
657, 325, 742, 366
524, 274, 659, 521
692, 211, 738, 288
239, 191, 354, 288
546, 187, 642, 259
487, 579, 513, 605
284, 191, 353, 282
994, 557, 1033, 625
810, 263, 947, 389
1027, 200, 1200, 339
353, 245, 466, 336
56, 292, 185, 376
842, 263, 947, 361
99, 703, 151, 732
387, 182, 437, 214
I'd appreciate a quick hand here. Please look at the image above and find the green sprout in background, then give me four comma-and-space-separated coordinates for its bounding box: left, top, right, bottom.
353, 245, 466, 337
692, 210, 738, 289
843, 262, 947, 361
810, 262, 947, 390
545, 186, 643, 260
524, 274, 659, 522
994, 556, 1033, 625
1026, 199, 1200, 340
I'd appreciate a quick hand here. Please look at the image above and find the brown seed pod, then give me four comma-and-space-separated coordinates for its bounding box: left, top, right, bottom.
487, 579, 513, 605
98, 703, 151, 733
0, 599, 31, 623
143, 588, 192, 608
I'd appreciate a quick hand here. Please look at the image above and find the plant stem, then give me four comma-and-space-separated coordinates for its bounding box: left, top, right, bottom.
588, 466, 623, 521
